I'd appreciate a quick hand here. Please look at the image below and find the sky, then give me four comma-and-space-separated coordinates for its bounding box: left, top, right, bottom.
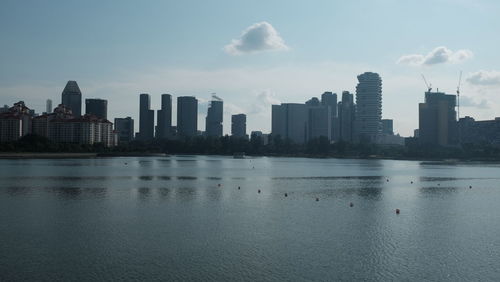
1, 0, 500, 136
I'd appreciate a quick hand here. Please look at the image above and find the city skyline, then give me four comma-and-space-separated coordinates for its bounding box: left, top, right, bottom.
2, 1, 500, 136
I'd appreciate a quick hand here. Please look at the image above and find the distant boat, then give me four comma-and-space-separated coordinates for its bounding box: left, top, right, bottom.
233, 152, 245, 159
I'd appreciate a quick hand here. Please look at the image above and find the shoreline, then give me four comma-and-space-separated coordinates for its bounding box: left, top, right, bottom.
0, 152, 499, 163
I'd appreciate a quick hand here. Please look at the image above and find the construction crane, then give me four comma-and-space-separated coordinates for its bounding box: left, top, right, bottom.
421, 74, 432, 92
456, 71, 462, 120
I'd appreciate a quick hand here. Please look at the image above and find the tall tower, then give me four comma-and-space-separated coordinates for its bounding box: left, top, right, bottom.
356, 72, 382, 143
419, 91, 458, 146
61, 81, 82, 116
177, 96, 198, 137
138, 93, 154, 141
205, 97, 223, 137
85, 98, 108, 119
231, 114, 246, 138
156, 94, 172, 139
46, 99, 53, 114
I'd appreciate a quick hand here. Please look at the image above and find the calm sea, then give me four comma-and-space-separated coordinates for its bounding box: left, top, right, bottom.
1, 156, 499, 281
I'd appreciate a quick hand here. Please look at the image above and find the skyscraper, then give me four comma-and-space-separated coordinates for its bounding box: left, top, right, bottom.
138, 93, 154, 141
419, 91, 458, 146
177, 96, 198, 137
156, 94, 172, 139
338, 91, 355, 142
205, 98, 223, 137
271, 103, 308, 144
46, 99, 52, 114
321, 92, 338, 140
356, 72, 382, 143
85, 98, 108, 119
115, 117, 134, 143
307, 105, 331, 141
61, 80, 82, 116
231, 114, 246, 138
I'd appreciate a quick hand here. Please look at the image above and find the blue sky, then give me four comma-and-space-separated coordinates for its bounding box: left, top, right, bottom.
1, 0, 500, 136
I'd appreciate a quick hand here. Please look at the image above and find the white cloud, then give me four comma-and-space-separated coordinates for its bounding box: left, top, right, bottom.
466, 70, 500, 86
460, 96, 489, 109
249, 90, 281, 115
224, 22, 289, 55
397, 46, 473, 66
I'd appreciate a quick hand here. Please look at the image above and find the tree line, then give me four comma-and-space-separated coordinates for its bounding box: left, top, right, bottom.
1, 134, 500, 160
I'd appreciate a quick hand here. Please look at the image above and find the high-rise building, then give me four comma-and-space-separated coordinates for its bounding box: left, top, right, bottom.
231, 114, 247, 138
177, 96, 198, 137
381, 119, 394, 135
156, 94, 172, 139
85, 98, 108, 119
356, 72, 382, 143
61, 80, 82, 116
321, 92, 338, 140
337, 91, 356, 142
206, 99, 223, 137
321, 92, 337, 117
271, 103, 308, 144
138, 93, 154, 141
0, 101, 32, 142
46, 99, 53, 114
307, 105, 331, 141
115, 117, 134, 143
419, 91, 458, 146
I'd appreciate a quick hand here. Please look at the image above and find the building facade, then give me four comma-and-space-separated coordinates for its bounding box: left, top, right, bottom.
115, 117, 135, 143
61, 80, 82, 117
0, 101, 33, 142
177, 96, 198, 137
271, 103, 308, 144
231, 114, 247, 138
138, 93, 154, 141
419, 91, 458, 146
85, 98, 108, 119
206, 99, 223, 137
356, 72, 382, 143
156, 94, 172, 139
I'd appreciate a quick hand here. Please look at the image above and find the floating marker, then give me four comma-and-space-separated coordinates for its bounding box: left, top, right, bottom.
316, 198, 319, 202
469, 185, 472, 189
258, 189, 261, 194
396, 208, 400, 214
238, 186, 241, 190
284, 193, 288, 197
411, 181, 413, 184
349, 202, 354, 207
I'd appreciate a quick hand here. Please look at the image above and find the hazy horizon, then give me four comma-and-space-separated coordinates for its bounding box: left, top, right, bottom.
2, 0, 500, 136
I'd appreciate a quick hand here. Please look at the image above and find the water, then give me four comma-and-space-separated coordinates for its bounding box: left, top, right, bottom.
1, 156, 500, 281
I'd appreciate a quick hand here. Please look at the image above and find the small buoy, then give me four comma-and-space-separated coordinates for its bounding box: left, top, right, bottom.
218, 183, 221, 187
396, 208, 400, 214
410, 181, 413, 184
316, 198, 319, 202
469, 185, 472, 189
386, 179, 389, 182
284, 193, 288, 197
438, 183, 440, 186
349, 202, 353, 207
258, 189, 261, 193
125, 163, 128, 165
238, 186, 241, 190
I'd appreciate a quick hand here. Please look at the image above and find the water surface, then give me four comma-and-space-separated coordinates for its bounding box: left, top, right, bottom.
1, 156, 499, 281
